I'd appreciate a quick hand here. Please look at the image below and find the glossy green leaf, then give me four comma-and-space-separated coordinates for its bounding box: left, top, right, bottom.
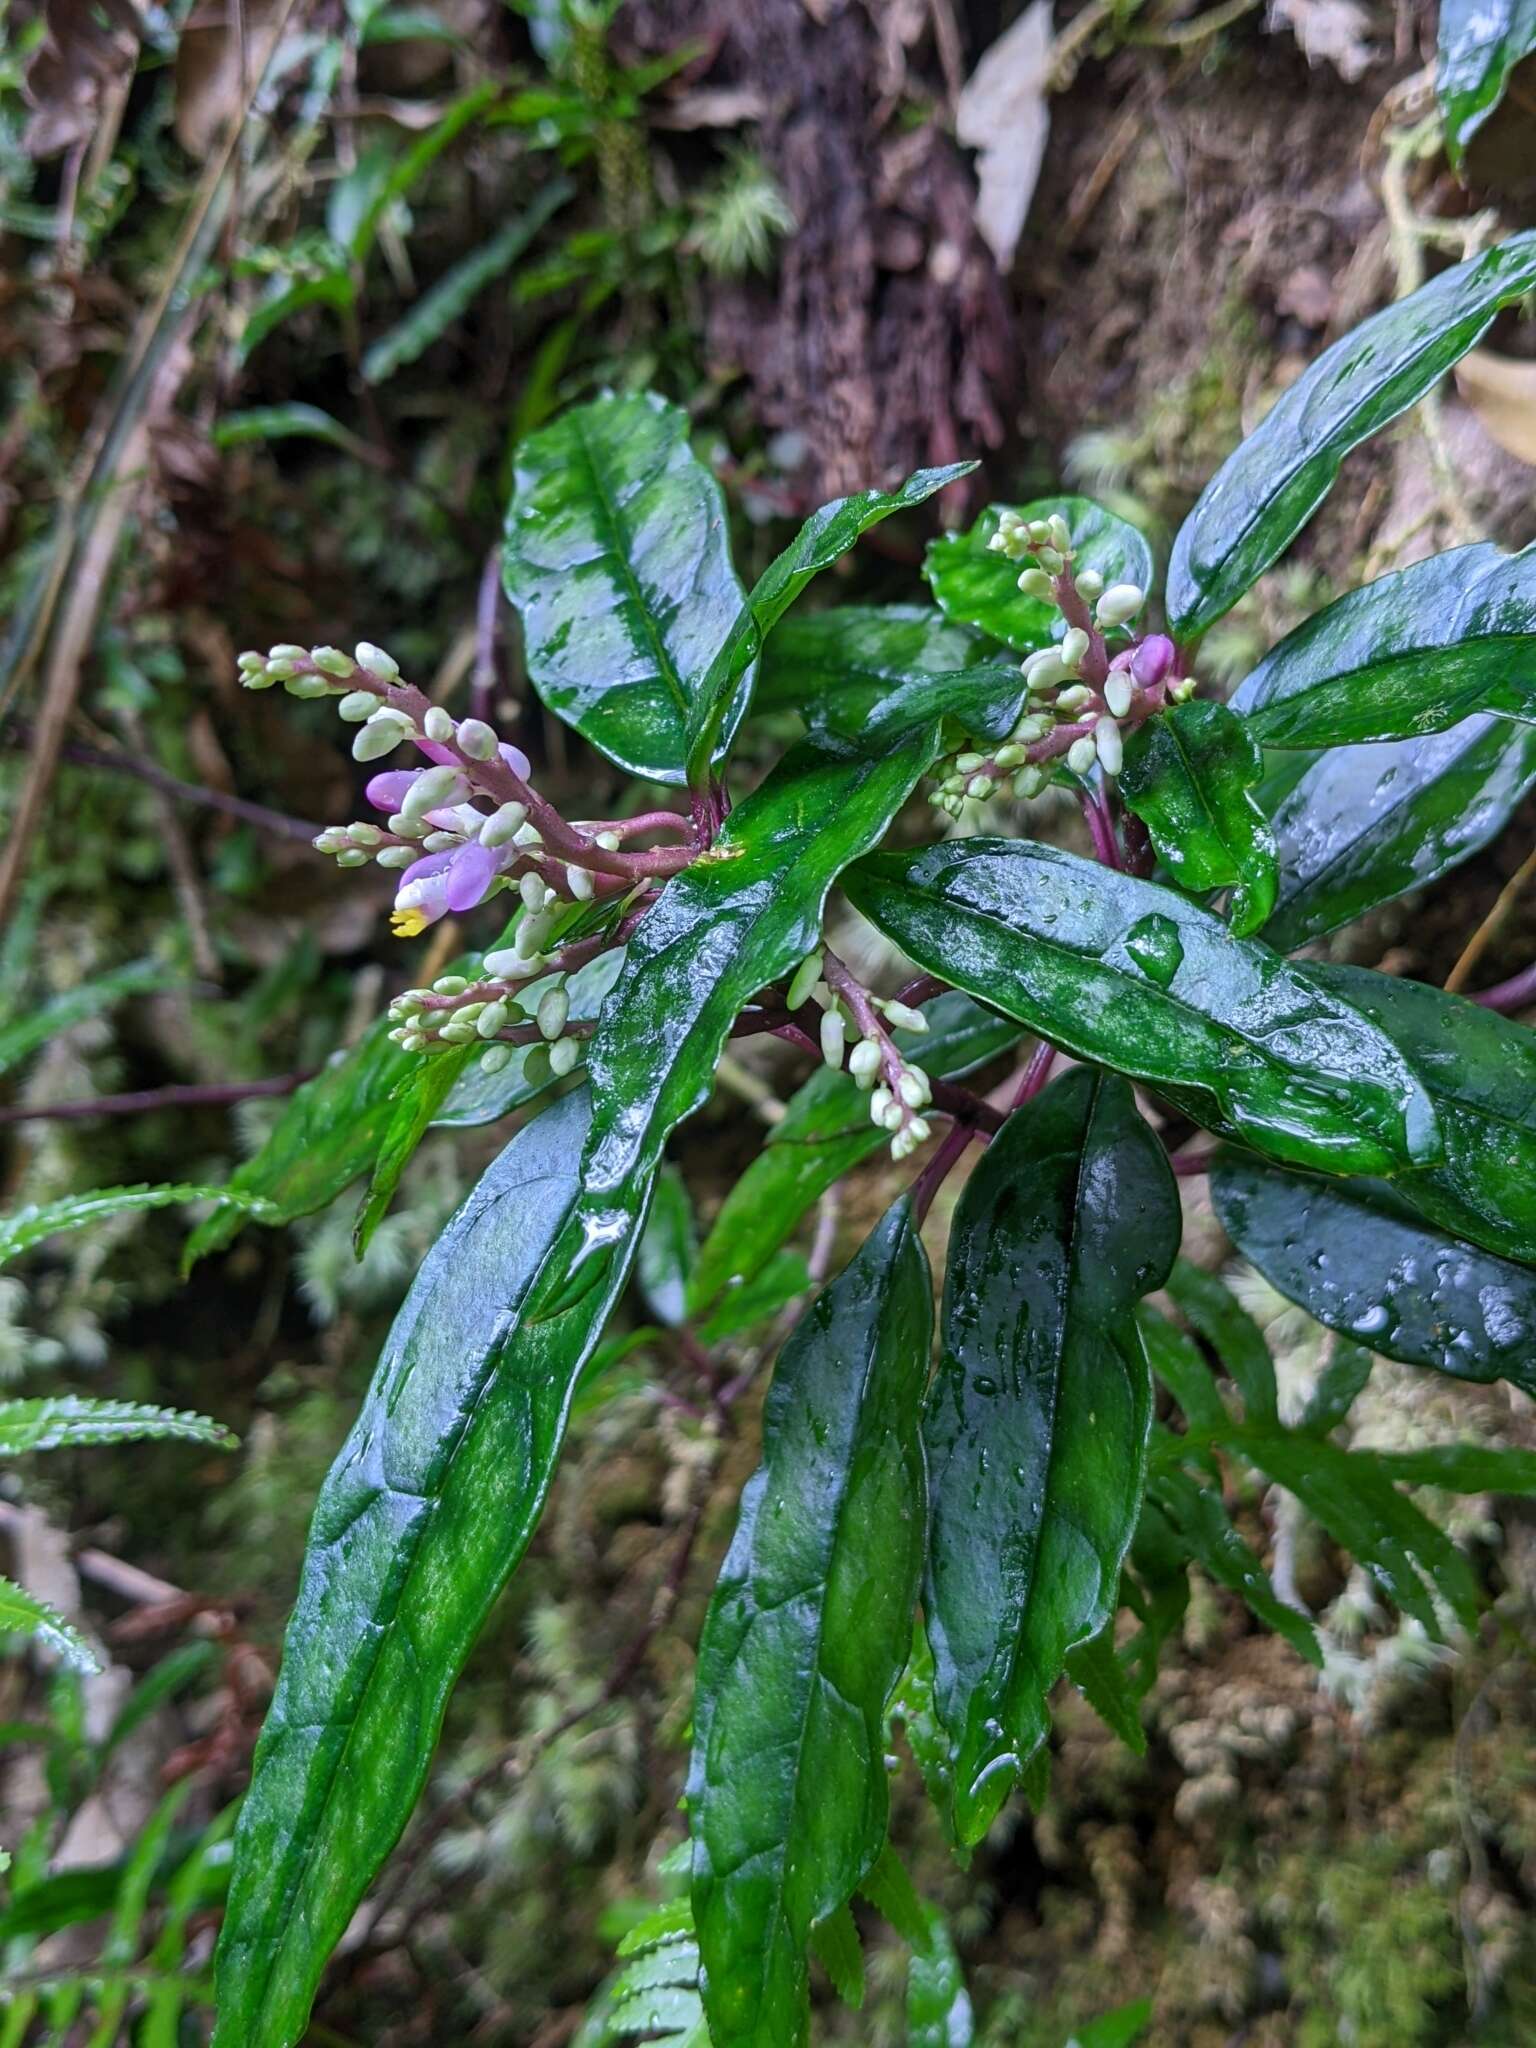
1119, 700, 1278, 934
1210, 1150, 1536, 1395
857, 1842, 931, 1952
755, 605, 990, 719
1223, 1427, 1479, 1634
908, 1910, 974, 2048
0, 1397, 234, 1455
1305, 962, 1536, 1264
845, 838, 1441, 1176
1438, 0, 1536, 163
212, 1090, 643, 2048
695, 1249, 810, 1344
1, 1184, 273, 1269
1263, 715, 1536, 950
1148, 1463, 1320, 1665
352, 1048, 468, 1256
1234, 542, 1536, 746
683, 465, 973, 786
923, 1069, 1179, 1844
503, 391, 751, 783
1164, 1258, 1278, 1425
686, 991, 1022, 1321
0, 1576, 97, 1673
637, 1166, 696, 1328
361, 178, 572, 383
925, 496, 1154, 652
431, 949, 625, 1128
812, 660, 1031, 751
1166, 233, 1536, 637
688, 1199, 934, 2048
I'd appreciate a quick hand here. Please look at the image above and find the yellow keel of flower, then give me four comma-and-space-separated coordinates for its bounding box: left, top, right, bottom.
390, 906, 430, 938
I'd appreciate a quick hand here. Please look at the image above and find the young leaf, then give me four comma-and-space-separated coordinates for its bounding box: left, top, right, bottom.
1165, 233, 1536, 637
1438, 0, 1536, 165
1149, 1464, 1321, 1666
1233, 541, 1536, 746
681, 463, 974, 787
1263, 716, 1536, 950
688, 1199, 934, 2048
1164, 1258, 1278, 1425
1210, 1150, 1536, 1396
1304, 962, 1536, 1265
212, 1090, 644, 2048
1, 1184, 273, 1270
925, 496, 1154, 652
755, 604, 990, 720
0, 1577, 98, 1673
0, 1397, 234, 1455
636, 1166, 697, 1329
687, 992, 1022, 1321
907, 1909, 975, 2048
1119, 700, 1278, 935
923, 1069, 1180, 1844
503, 390, 751, 783
844, 839, 1441, 1177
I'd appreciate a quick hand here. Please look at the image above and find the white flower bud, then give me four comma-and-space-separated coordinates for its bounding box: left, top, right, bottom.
353, 717, 409, 761
456, 718, 498, 761
906, 1115, 931, 1145
520, 870, 547, 912
1076, 569, 1104, 600
483, 948, 524, 978
1171, 676, 1198, 703
476, 1000, 509, 1039
401, 765, 466, 820
337, 691, 377, 722
422, 831, 458, 853
440, 1017, 478, 1044
356, 641, 400, 681
869, 1085, 893, 1126
566, 865, 594, 901
1013, 765, 1047, 799
1056, 684, 1094, 714
286, 673, 335, 698
1067, 735, 1098, 776
1024, 649, 1069, 690
481, 802, 528, 847
956, 752, 986, 774
537, 987, 570, 1041
849, 1038, 882, 1089
820, 1006, 846, 1068
891, 1123, 918, 1162
1095, 583, 1145, 629
1047, 514, 1072, 553
480, 1043, 513, 1073
1059, 627, 1090, 672
347, 821, 383, 847
1094, 715, 1123, 775
966, 773, 996, 800
433, 976, 469, 995
376, 845, 415, 869
898, 1067, 931, 1109
595, 830, 621, 851
400, 1031, 427, 1052
1014, 714, 1051, 742
881, 1000, 929, 1034
513, 821, 543, 846
312, 828, 349, 854
1036, 546, 1066, 575
312, 646, 356, 678
1017, 568, 1055, 601
1104, 673, 1135, 719
423, 706, 455, 742
993, 742, 1025, 770
787, 952, 823, 1011
549, 1037, 580, 1077
515, 911, 553, 959
388, 812, 426, 840
269, 643, 306, 661
237, 650, 266, 672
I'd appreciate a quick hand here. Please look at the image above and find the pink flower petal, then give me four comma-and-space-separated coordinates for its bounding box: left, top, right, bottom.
366, 769, 421, 814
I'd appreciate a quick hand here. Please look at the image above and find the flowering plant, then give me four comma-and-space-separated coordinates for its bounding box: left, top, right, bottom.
186, 234, 1536, 2046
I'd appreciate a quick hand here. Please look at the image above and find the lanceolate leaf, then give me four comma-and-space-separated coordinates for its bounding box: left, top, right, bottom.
811, 661, 1031, 750
1119, 700, 1278, 935
923, 1069, 1179, 1844
1, 1184, 273, 1269
1148, 1462, 1321, 1666
682, 463, 974, 786
0, 1397, 235, 1455
755, 605, 990, 718
925, 496, 1154, 652
1210, 1150, 1536, 1396
688, 1200, 934, 2048
352, 1050, 469, 1256
636, 1167, 697, 1328
503, 391, 751, 783
687, 992, 1022, 1320
1305, 962, 1536, 1264
845, 839, 1440, 1176
1166, 233, 1536, 637
1164, 1258, 1278, 1425
1234, 542, 1536, 746
212, 1091, 642, 2048
1438, 0, 1536, 165
1261, 716, 1536, 951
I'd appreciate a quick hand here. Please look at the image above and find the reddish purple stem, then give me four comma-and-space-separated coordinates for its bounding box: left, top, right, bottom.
1472, 961, 1536, 1014
0, 1074, 313, 1126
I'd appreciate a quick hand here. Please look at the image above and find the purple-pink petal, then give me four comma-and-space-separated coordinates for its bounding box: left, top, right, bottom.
443, 840, 500, 911
500, 741, 531, 781
366, 769, 421, 814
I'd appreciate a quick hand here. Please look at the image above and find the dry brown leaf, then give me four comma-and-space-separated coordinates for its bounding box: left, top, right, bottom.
173, 0, 285, 158
955, 0, 1051, 272
22, 0, 141, 159
1455, 347, 1536, 467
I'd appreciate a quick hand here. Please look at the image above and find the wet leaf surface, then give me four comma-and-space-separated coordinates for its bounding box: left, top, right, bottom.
1120, 700, 1278, 934
1438, 0, 1536, 163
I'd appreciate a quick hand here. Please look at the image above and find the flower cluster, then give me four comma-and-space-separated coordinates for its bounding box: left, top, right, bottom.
384, 944, 588, 1078
791, 951, 935, 1161
930, 510, 1194, 818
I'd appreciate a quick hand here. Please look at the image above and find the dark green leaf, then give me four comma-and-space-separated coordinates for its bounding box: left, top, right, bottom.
212, 1091, 642, 2048
683, 464, 974, 785
1438, 0, 1536, 164
695, 1249, 810, 1343
210, 406, 376, 462
1164, 1258, 1277, 1425
1149, 1464, 1320, 1665
1234, 542, 1536, 746
352, 1048, 469, 1256
1119, 700, 1278, 935
1263, 716, 1536, 949
503, 391, 751, 783
1364, 1444, 1536, 1491
687, 992, 1022, 1322
857, 1842, 931, 1951
1064, 1619, 1147, 1752
1210, 1149, 1536, 1395
844, 838, 1441, 1176
0, 1397, 234, 1455
1303, 1342, 1375, 1434
1136, 1303, 1227, 1434
688, 1200, 934, 2048
1166, 234, 1536, 637
361, 179, 572, 384
907, 1909, 974, 2048
431, 949, 625, 1129
812, 661, 1031, 751
636, 1167, 696, 1328
925, 496, 1154, 652
755, 605, 990, 718
923, 1069, 1179, 1843
1305, 963, 1536, 1264
1226, 1428, 1480, 1633
809, 1904, 865, 2008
